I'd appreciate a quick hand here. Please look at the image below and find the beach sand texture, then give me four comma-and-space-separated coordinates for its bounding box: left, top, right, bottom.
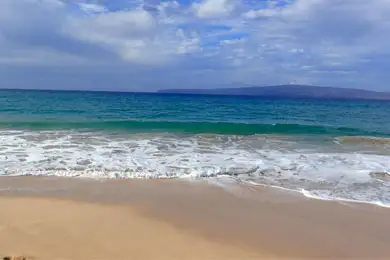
0, 177, 390, 260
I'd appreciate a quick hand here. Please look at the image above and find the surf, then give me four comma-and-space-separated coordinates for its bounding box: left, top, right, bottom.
1, 130, 390, 207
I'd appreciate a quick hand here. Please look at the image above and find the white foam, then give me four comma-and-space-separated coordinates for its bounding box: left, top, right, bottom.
246, 181, 390, 208
1, 130, 390, 207
300, 189, 390, 208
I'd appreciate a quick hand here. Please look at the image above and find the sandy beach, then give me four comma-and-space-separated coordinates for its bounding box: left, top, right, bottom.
0, 177, 390, 259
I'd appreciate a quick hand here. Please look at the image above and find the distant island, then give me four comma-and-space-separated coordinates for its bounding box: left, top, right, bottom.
158, 85, 390, 100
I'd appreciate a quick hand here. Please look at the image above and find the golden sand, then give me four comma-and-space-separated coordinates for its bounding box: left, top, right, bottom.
0, 177, 389, 259
0, 197, 264, 260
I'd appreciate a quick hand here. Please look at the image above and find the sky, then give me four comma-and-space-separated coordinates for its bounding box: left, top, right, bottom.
1, 0, 390, 91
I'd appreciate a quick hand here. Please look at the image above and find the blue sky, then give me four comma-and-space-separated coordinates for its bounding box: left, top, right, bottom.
1, 0, 390, 91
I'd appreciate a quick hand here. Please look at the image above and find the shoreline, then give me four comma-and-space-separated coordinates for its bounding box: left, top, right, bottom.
3, 174, 390, 209
0, 176, 390, 259
245, 180, 390, 209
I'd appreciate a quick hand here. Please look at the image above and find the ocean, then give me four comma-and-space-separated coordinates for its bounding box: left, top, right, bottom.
1, 89, 390, 206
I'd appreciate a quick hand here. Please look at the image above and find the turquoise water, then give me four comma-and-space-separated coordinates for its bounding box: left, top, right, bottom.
1, 89, 390, 136
1, 89, 390, 206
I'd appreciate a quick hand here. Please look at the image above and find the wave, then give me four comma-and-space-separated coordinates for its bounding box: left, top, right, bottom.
0, 130, 389, 207
0, 120, 385, 136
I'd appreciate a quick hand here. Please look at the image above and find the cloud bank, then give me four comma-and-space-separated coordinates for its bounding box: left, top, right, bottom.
0, 0, 389, 91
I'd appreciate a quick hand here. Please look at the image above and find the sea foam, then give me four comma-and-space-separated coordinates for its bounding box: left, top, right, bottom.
1, 130, 390, 207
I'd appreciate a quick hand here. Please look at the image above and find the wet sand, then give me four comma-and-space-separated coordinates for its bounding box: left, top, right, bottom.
0, 177, 390, 259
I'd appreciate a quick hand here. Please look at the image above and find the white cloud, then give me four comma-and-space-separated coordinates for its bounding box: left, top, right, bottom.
64, 6, 203, 64
78, 9, 156, 33
65, 9, 160, 64
220, 38, 247, 45
37, 0, 64, 8
176, 29, 201, 54
243, 0, 390, 67
78, 3, 108, 14
1, 0, 390, 90
0, 48, 88, 66
193, 0, 235, 19
243, 8, 278, 19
